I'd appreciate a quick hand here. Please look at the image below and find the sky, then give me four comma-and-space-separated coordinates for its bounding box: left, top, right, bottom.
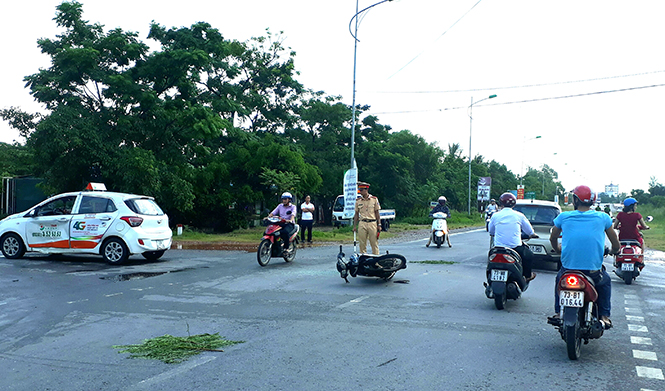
1, 0, 664, 196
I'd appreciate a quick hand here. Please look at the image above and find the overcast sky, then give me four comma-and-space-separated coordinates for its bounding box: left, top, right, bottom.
2, 0, 664, 195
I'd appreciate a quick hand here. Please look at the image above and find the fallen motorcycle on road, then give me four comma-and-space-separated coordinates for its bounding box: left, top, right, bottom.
336, 233, 407, 282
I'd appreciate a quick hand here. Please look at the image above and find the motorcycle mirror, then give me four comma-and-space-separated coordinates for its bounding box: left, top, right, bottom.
646, 215, 654, 222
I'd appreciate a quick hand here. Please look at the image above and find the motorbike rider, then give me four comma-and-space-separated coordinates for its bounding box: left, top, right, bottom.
613, 197, 649, 252
268, 192, 297, 253
549, 185, 620, 327
485, 199, 499, 215
430, 196, 451, 217
488, 192, 538, 282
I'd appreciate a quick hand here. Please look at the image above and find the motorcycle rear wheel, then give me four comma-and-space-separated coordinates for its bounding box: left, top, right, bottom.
257, 239, 272, 266
565, 308, 582, 360
494, 293, 507, 310
623, 273, 633, 285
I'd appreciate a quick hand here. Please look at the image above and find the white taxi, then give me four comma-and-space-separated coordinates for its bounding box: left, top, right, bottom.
0, 183, 172, 264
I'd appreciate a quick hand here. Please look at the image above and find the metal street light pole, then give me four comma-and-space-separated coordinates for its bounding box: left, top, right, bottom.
349, 0, 393, 168
467, 94, 497, 215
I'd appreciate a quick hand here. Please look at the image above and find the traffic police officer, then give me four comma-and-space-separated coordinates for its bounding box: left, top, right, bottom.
353, 182, 381, 254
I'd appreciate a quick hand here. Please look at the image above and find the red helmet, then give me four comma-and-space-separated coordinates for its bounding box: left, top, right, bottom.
499, 192, 517, 208
572, 185, 596, 205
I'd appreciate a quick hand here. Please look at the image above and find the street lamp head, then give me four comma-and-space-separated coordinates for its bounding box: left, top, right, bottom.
489, 94, 497, 99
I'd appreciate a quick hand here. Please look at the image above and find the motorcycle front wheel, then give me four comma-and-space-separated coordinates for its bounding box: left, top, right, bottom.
565, 307, 582, 360
435, 236, 442, 248
257, 239, 272, 266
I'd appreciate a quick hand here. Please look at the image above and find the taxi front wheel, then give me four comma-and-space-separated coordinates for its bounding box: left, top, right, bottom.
102, 238, 129, 265
1, 233, 26, 259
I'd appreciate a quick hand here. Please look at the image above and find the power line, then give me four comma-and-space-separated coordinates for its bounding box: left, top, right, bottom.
371, 83, 665, 115
375, 70, 665, 94
386, 0, 484, 80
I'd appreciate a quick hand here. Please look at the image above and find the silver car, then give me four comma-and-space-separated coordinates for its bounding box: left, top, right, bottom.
513, 199, 562, 268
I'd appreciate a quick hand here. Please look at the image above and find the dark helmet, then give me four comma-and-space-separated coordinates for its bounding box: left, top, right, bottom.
571, 185, 596, 206
499, 192, 517, 208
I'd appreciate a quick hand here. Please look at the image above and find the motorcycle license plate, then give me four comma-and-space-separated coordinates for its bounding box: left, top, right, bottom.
621, 263, 635, 271
490, 269, 508, 282
529, 245, 545, 254
560, 290, 584, 308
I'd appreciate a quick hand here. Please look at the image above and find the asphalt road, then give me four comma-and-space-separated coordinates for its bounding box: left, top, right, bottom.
1, 229, 665, 391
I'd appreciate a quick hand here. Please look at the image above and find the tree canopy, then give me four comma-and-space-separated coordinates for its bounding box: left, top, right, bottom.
0, 1, 570, 230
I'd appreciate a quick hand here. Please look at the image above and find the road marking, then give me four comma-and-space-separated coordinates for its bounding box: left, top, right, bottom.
631, 336, 653, 345
625, 307, 643, 313
66, 299, 89, 304
104, 292, 123, 297
633, 350, 658, 361
625, 300, 640, 305
636, 366, 664, 380
132, 355, 216, 389
337, 295, 369, 309
629, 324, 649, 333
625, 294, 639, 299
626, 315, 645, 322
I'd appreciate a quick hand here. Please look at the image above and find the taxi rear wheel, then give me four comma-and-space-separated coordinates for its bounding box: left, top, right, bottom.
1, 233, 26, 259
102, 238, 129, 265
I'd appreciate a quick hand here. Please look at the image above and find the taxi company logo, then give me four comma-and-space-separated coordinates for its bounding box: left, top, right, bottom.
73, 221, 86, 230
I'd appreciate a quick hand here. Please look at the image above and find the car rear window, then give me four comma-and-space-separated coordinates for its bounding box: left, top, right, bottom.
124, 198, 164, 216
514, 205, 559, 225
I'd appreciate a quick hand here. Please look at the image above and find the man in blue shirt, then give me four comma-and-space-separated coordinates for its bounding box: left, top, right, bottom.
549, 185, 620, 326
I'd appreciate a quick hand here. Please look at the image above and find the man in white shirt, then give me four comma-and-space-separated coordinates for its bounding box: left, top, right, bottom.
488, 192, 539, 282
300, 195, 315, 243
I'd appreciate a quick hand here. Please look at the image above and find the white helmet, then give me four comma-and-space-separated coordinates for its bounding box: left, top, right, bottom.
438, 196, 447, 203
281, 192, 293, 199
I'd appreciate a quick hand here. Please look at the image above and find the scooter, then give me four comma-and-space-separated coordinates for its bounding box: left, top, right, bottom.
547, 268, 610, 360
485, 210, 495, 232
257, 217, 300, 266
336, 233, 407, 282
613, 216, 652, 285
426, 212, 451, 248
483, 245, 530, 310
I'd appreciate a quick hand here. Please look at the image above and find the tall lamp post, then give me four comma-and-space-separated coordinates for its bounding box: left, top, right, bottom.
467, 94, 497, 215
349, 0, 393, 168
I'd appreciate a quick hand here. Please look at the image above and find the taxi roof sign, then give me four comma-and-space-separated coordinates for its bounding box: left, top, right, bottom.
85, 182, 107, 191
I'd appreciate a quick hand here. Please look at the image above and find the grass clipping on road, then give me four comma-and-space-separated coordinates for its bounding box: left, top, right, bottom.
114, 333, 244, 364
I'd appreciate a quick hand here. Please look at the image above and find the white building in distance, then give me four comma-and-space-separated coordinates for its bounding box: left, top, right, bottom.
605, 183, 619, 197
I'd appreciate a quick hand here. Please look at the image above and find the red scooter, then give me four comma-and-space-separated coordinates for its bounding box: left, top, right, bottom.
613, 216, 652, 285
257, 217, 299, 266
548, 269, 609, 360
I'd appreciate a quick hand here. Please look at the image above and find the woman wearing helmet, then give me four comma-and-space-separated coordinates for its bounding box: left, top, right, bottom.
613, 197, 650, 251
269, 192, 297, 252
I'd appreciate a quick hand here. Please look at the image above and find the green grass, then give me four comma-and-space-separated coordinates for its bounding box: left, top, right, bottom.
639, 205, 665, 252
114, 333, 244, 364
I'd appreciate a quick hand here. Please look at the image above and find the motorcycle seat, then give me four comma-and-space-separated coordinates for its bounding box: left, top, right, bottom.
620, 239, 641, 246
488, 246, 521, 261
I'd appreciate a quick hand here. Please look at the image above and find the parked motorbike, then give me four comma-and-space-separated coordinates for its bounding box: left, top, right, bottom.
483, 245, 530, 310
613, 216, 653, 285
426, 212, 451, 248
547, 267, 611, 360
336, 233, 407, 282
257, 217, 300, 266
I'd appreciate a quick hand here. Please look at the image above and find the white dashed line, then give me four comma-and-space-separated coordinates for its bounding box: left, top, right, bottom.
633, 350, 658, 361
625, 307, 643, 313
626, 315, 645, 322
105, 292, 123, 297
636, 366, 665, 380
629, 324, 649, 333
631, 336, 653, 345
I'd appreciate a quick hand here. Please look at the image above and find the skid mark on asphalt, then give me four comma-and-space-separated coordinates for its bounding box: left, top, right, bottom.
626, 293, 665, 382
